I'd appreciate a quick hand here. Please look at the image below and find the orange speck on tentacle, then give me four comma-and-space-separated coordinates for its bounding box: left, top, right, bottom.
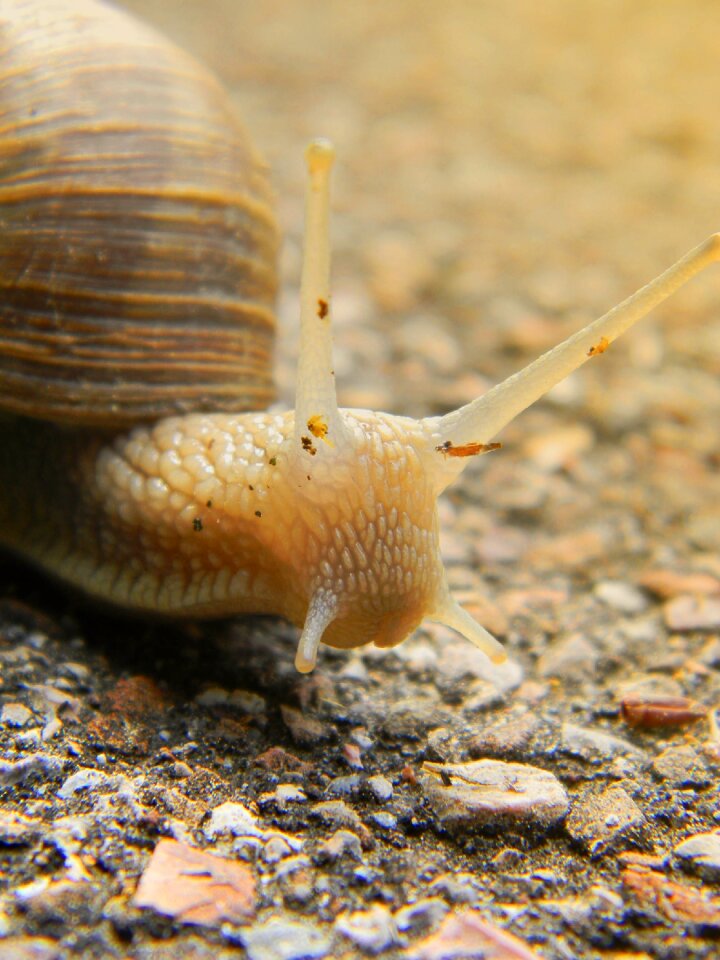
307, 414, 333, 445
435, 440, 502, 458
588, 336, 610, 356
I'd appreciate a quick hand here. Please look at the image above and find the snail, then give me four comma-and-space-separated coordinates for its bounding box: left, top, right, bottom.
0, 1, 718, 674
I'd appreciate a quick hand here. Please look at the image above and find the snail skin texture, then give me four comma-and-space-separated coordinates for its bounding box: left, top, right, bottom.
0, 5, 719, 673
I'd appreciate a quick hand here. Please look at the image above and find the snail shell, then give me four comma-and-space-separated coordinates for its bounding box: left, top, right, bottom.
0, 0, 278, 426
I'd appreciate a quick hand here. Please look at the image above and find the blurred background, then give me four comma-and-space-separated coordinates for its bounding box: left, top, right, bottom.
120, 0, 720, 453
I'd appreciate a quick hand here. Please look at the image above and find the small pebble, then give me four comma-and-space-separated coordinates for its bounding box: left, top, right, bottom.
169, 762, 192, 779
280, 866, 315, 907
561, 723, 645, 763
367, 775, 393, 802
538, 635, 599, 681
536, 895, 593, 925
594, 579, 649, 614
337, 657, 370, 682
238, 917, 330, 960
651, 745, 711, 788
428, 873, 478, 905
343, 742, 363, 769
57, 769, 112, 799
351, 864, 377, 884
565, 786, 645, 856
664, 595, 720, 631
41, 718, 63, 741
314, 829, 363, 864
204, 801, 265, 840
349, 727, 374, 752
381, 695, 449, 738
395, 898, 449, 935
259, 784, 307, 810
420, 759, 569, 833
263, 836, 295, 864
638, 569, 720, 599
254, 746, 312, 775
26, 631, 48, 649
467, 713, 540, 758
195, 686, 229, 706
61, 661, 90, 682
15, 879, 105, 927
280, 705, 331, 745
228, 689, 267, 714
325, 774, 362, 797
675, 831, 720, 880
336, 903, 398, 953
0, 703, 33, 727
310, 801, 370, 846
368, 812, 397, 830
205, 802, 303, 855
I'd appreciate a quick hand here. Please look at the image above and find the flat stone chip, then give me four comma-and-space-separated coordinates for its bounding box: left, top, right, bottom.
420, 758, 569, 832
132, 838, 256, 927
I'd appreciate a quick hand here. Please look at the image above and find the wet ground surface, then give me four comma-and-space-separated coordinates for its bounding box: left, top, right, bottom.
2, 2, 720, 958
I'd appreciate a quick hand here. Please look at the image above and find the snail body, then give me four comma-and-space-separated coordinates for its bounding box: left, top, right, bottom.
0, 406, 450, 660
0, 1, 718, 672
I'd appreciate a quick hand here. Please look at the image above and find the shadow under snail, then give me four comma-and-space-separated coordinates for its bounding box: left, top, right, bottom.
0, 0, 718, 673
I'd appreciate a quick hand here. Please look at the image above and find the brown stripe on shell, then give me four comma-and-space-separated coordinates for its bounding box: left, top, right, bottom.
0, 0, 278, 426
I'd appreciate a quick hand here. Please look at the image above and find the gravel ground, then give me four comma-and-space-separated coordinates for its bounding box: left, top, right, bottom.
2, 2, 720, 959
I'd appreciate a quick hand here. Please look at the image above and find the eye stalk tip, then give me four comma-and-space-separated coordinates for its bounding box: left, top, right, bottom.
306, 138, 335, 175
294, 646, 317, 674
